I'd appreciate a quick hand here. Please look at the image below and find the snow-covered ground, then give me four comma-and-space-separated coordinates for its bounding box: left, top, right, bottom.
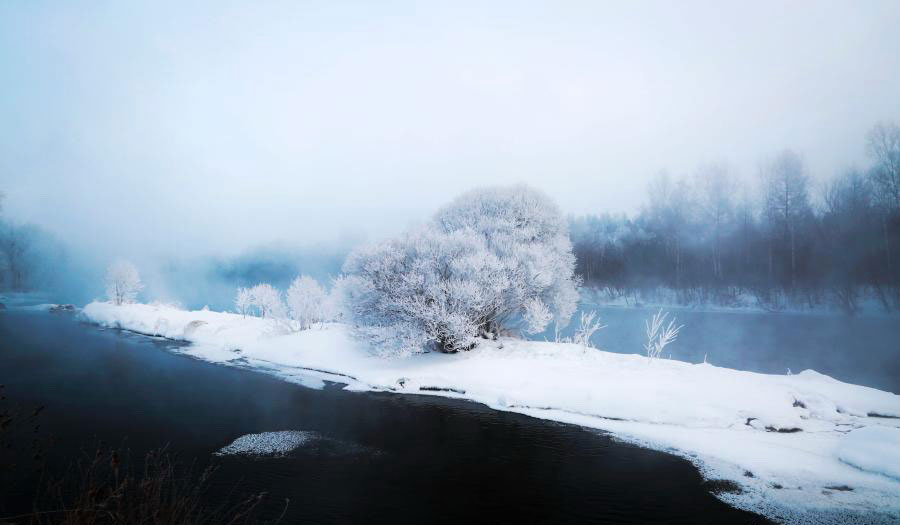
81, 301, 900, 524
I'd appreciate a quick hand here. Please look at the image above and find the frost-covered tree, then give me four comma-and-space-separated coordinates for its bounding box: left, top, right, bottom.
247, 283, 286, 319
327, 275, 354, 322
234, 287, 252, 317
695, 164, 736, 281
867, 121, 900, 212
105, 259, 143, 305
645, 171, 694, 290
342, 226, 503, 353
343, 185, 579, 354
762, 150, 811, 291
431, 184, 580, 333
286, 275, 327, 330
0, 223, 31, 291
866, 122, 900, 283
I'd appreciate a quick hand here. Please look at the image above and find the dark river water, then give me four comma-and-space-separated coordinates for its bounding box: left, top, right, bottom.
0, 311, 770, 524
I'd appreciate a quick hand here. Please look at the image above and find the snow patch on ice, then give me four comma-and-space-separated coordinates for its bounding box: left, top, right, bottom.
215, 430, 315, 457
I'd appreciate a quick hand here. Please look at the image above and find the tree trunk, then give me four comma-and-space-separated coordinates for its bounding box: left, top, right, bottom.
675, 237, 681, 290
884, 214, 892, 284
790, 220, 797, 292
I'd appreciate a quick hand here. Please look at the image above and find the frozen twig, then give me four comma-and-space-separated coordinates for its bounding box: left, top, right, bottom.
644, 309, 683, 360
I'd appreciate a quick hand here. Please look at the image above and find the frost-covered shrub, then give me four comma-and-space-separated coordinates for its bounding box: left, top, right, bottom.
342, 185, 580, 354
572, 310, 605, 348
555, 310, 606, 349
644, 309, 683, 360
286, 275, 327, 330
105, 259, 143, 305
234, 287, 253, 317
241, 283, 286, 319
326, 275, 355, 322
553, 310, 606, 349
342, 226, 501, 353
322, 276, 348, 322
522, 298, 552, 335
354, 321, 432, 358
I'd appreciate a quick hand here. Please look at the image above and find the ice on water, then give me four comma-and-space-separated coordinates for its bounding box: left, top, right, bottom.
215, 430, 316, 457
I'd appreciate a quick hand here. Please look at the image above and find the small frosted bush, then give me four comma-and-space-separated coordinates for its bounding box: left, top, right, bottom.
644, 309, 683, 360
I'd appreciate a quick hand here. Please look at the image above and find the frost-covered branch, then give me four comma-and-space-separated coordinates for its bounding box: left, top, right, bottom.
644, 309, 684, 360
553, 310, 606, 349
571, 310, 606, 348
522, 298, 552, 335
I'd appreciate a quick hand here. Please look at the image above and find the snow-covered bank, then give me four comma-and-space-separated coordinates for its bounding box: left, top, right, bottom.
81, 301, 900, 524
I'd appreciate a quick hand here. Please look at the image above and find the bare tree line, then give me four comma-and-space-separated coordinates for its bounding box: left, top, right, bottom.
571, 122, 900, 313
0, 192, 70, 295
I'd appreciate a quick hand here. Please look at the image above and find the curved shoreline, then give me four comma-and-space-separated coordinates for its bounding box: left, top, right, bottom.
80, 301, 900, 524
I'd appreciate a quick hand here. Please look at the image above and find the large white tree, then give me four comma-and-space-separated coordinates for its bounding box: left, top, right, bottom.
105, 259, 143, 305
343, 226, 507, 353
431, 184, 580, 333
342, 185, 579, 354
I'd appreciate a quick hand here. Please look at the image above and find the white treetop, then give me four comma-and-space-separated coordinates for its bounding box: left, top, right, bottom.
105, 259, 143, 305
286, 275, 327, 330
247, 283, 285, 319
234, 287, 253, 317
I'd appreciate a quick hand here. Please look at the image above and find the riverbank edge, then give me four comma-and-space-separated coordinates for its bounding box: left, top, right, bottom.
79, 301, 900, 525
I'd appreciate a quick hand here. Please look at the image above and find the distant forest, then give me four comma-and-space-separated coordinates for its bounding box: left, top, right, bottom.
0, 194, 68, 294
570, 122, 900, 313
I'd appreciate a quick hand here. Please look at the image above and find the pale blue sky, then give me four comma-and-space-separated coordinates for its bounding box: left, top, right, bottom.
2, 1, 899, 260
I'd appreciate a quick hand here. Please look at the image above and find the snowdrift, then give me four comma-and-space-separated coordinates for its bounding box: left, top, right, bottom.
82, 301, 900, 524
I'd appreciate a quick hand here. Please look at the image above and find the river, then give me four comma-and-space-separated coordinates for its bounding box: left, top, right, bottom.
552, 306, 900, 394
0, 310, 770, 523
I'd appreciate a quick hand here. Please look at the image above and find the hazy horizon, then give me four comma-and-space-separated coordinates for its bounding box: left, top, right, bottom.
3, 1, 900, 263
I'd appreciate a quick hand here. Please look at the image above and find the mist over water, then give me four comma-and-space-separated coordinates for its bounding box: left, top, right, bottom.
3, 240, 348, 309
139, 243, 350, 311
549, 306, 900, 393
